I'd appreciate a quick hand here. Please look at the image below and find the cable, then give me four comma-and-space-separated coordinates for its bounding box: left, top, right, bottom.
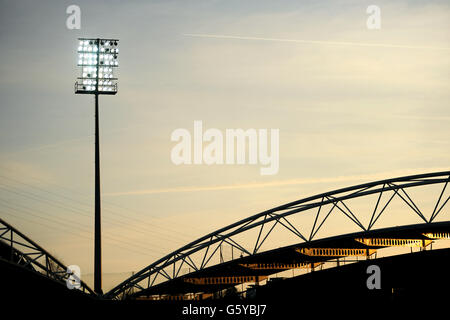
1, 210, 160, 259
0, 172, 205, 234
0, 174, 200, 241
0, 182, 190, 245
0, 198, 172, 257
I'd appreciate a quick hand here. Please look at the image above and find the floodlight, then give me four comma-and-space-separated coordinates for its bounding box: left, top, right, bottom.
75, 38, 119, 95
74, 37, 120, 295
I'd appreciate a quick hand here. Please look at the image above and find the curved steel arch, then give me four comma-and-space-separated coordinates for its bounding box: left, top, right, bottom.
105, 171, 450, 299
0, 218, 95, 295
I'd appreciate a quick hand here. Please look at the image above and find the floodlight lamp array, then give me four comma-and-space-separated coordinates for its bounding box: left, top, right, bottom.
75, 38, 119, 95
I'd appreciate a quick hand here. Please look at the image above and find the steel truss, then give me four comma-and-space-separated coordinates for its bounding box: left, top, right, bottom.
106, 171, 450, 299
0, 218, 94, 295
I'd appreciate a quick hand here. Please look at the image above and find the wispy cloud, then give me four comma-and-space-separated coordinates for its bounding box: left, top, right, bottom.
184, 33, 450, 51
392, 114, 450, 121
104, 167, 450, 197
0, 125, 142, 161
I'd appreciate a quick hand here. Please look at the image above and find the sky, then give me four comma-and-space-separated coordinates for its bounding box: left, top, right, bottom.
0, 0, 449, 291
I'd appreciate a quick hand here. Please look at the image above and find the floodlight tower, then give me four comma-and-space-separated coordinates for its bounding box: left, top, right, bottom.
75, 38, 119, 294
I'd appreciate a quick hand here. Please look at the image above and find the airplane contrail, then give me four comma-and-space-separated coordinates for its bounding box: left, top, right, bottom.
183, 33, 450, 51
103, 167, 450, 197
